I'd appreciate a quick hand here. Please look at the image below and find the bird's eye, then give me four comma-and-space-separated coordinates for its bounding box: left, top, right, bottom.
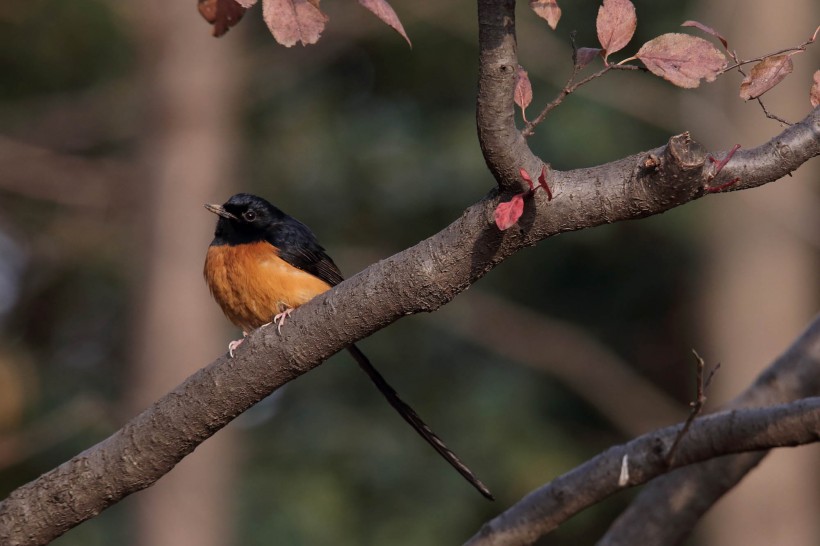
243, 210, 257, 222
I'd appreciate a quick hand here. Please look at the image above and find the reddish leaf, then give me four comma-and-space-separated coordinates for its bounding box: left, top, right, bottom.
198, 0, 248, 37
811, 70, 820, 108
262, 0, 328, 47
530, 0, 561, 30
636, 33, 726, 88
514, 67, 533, 121
519, 168, 534, 190
596, 0, 637, 60
494, 193, 525, 231
575, 47, 602, 68
358, 0, 411, 47
739, 54, 794, 100
537, 166, 553, 200
681, 20, 728, 50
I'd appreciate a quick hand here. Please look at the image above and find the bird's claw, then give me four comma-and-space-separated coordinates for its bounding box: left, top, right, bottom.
227, 331, 248, 358
273, 308, 293, 334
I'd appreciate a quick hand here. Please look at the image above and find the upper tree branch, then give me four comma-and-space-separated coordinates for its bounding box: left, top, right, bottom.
476, 0, 540, 193
1, 1, 819, 543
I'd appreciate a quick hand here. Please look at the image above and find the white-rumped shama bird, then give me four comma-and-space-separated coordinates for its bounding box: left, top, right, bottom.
204, 193, 492, 499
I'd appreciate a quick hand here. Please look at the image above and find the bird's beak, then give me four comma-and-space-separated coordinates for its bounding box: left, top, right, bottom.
204, 203, 237, 220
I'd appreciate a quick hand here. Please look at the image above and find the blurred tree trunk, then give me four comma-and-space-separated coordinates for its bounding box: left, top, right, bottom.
128, 2, 242, 545
691, 1, 820, 544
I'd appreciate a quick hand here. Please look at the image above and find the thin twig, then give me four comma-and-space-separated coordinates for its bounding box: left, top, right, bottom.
718, 28, 818, 75
664, 350, 720, 465
720, 30, 818, 126
522, 64, 640, 137
755, 97, 792, 125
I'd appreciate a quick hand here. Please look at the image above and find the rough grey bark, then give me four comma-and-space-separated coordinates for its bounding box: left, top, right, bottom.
0, 1, 818, 544
0, 102, 816, 546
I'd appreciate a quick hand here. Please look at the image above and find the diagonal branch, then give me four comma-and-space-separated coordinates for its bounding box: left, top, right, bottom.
598, 314, 820, 545
466, 393, 820, 546
0, 0, 818, 544
1, 108, 816, 546
463, 314, 820, 546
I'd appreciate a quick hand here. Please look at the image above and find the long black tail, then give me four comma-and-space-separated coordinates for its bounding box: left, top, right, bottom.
346, 344, 494, 500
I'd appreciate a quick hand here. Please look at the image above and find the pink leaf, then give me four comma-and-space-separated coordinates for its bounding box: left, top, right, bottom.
262, 0, 328, 47
739, 54, 794, 100
681, 20, 728, 50
596, 0, 637, 60
636, 33, 726, 89
519, 168, 534, 190
494, 194, 525, 231
811, 70, 820, 108
537, 166, 552, 200
514, 66, 533, 121
530, 0, 561, 30
575, 47, 603, 68
358, 0, 411, 47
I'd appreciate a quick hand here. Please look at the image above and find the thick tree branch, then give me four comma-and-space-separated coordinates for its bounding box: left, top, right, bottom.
1, 0, 818, 543
463, 314, 820, 546
1, 110, 816, 546
476, 0, 540, 192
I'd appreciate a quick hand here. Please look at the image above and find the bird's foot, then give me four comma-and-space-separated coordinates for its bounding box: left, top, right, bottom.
273, 307, 294, 334
228, 331, 248, 358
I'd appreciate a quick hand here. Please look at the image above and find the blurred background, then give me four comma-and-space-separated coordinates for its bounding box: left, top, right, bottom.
0, 0, 817, 545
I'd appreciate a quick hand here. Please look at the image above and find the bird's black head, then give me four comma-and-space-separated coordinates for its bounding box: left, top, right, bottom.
205, 193, 286, 246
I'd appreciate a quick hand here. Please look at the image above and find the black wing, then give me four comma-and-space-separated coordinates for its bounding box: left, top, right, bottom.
266, 218, 344, 287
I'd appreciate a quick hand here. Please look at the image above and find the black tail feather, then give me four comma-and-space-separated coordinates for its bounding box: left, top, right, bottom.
346, 344, 494, 500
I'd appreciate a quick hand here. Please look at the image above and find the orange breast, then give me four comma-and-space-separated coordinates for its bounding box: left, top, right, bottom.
204, 241, 332, 331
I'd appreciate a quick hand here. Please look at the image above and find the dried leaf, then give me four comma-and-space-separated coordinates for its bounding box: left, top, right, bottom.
514, 66, 533, 120
575, 47, 602, 68
530, 0, 561, 30
681, 20, 728, 50
358, 0, 411, 47
494, 193, 525, 231
811, 70, 820, 108
596, 0, 637, 60
198, 0, 248, 37
636, 33, 726, 89
262, 0, 328, 47
739, 54, 794, 100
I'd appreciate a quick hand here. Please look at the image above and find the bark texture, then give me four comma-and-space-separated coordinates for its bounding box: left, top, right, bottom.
0, 1, 818, 544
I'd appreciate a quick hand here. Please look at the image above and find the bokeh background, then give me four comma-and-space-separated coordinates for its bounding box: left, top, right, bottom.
0, 0, 818, 545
